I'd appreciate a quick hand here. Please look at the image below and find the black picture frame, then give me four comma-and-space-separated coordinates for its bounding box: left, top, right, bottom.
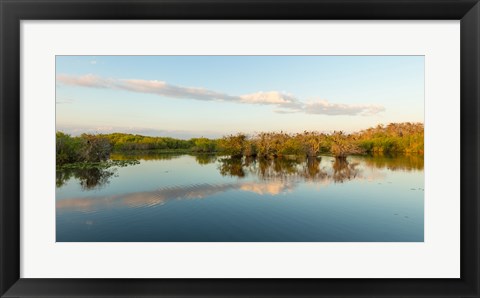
1, 0, 479, 297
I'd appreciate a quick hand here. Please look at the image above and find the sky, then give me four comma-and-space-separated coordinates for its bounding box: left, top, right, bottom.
56, 56, 424, 139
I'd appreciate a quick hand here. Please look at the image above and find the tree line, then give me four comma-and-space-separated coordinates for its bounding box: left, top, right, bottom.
56, 122, 423, 166
216, 122, 423, 158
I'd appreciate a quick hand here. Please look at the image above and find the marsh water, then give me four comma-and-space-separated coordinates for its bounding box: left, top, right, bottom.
56, 153, 424, 242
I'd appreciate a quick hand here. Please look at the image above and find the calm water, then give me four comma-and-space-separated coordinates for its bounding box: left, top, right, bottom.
56, 154, 424, 242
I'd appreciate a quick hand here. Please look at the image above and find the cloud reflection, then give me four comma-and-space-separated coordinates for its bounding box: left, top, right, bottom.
57, 180, 296, 213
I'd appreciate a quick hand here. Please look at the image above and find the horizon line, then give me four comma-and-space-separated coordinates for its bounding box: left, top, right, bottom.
56, 121, 424, 140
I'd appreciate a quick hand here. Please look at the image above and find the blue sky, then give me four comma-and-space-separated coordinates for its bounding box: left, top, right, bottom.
56, 56, 424, 139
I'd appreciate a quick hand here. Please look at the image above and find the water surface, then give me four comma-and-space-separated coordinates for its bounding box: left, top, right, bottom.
56, 154, 424, 242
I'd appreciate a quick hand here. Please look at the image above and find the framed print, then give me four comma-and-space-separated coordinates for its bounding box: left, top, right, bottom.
1, 0, 479, 297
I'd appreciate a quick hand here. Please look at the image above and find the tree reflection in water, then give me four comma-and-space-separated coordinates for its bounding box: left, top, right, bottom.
301, 157, 328, 181
56, 153, 423, 190
195, 154, 218, 166
361, 153, 424, 171
217, 155, 359, 182
56, 160, 139, 190
218, 157, 246, 177
56, 167, 116, 190
331, 157, 359, 183
217, 153, 421, 183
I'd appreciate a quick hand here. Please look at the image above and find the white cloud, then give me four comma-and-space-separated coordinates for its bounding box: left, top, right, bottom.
240, 91, 297, 105
119, 79, 238, 102
305, 100, 386, 116
56, 74, 385, 116
56, 74, 111, 88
